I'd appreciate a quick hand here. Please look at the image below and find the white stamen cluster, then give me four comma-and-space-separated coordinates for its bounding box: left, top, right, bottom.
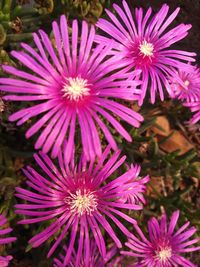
64, 189, 98, 216
139, 40, 154, 57
62, 77, 90, 101
156, 247, 172, 263
184, 80, 190, 87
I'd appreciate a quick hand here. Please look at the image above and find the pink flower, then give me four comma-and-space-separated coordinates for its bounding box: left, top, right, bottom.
0, 214, 16, 266
122, 210, 200, 266
0, 15, 143, 161
53, 242, 123, 267
15, 146, 148, 265
0, 215, 16, 245
0, 256, 13, 267
169, 65, 200, 102
96, 1, 196, 105
167, 64, 200, 127
184, 100, 200, 126
118, 164, 149, 206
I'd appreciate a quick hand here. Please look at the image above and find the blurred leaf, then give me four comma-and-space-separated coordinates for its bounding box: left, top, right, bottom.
151, 115, 171, 136
0, 24, 6, 45
159, 130, 194, 155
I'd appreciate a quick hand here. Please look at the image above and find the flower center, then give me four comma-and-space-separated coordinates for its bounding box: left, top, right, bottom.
62, 77, 90, 101
65, 189, 98, 216
184, 80, 190, 87
157, 247, 172, 263
139, 40, 154, 57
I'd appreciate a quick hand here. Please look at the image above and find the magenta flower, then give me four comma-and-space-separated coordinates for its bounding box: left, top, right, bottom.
0, 256, 13, 267
184, 100, 200, 126
122, 210, 200, 266
53, 242, 123, 267
169, 65, 200, 102
15, 146, 147, 265
95, 1, 196, 105
0, 15, 143, 161
0, 215, 16, 245
0, 214, 16, 266
118, 164, 149, 206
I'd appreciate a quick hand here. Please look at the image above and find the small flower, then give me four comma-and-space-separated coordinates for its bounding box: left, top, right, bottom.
184, 100, 200, 126
118, 164, 150, 206
0, 256, 13, 267
169, 65, 200, 102
53, 242, 123, 267
122, 210, 200, 266
0, 15, 143, 161
96, 1, 196, 105
15, 146, 148, 265
167, 64, 200, 127
0, 214, 16, 267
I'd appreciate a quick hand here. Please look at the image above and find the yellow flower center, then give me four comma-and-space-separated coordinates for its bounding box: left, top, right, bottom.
64, 189, 98, 216
139, 40, 154, 57
157, 247, 172, 263
62, 77, 90, 101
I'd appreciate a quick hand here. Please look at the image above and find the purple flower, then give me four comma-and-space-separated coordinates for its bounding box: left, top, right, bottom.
0, 215, 16, 245
184, 100, 200, 126
0, 214, 16, 266
169, 65, 200, 102
122, 210, 200, 266
95, 1, 196, 105
53, 242, 123, 267
0, 256, 13, 267
0, 15, 143, 161
167, 64, 200, 127
118, 164, 149, 206
15, 146, 148, 265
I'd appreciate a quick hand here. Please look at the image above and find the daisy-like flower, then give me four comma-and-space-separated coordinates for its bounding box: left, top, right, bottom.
118, 164, 149, 206
169, 65, 200, 102
122, 210, 200, 266
0, 15, 143, 161
53, 242, 123, 267
184, 100, 200, 126
15, 146, 148, 265
0, 214, 16, 267
95, 1, 196, 105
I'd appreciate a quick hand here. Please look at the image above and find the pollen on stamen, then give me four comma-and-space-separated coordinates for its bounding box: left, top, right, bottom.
156, 247, 172, 263
61, 77, 90, 101
64, 189, 98, 216
139, 40, 154, 57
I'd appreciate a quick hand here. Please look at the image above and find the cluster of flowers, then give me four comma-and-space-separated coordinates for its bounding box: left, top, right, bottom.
0, 1, 199, 266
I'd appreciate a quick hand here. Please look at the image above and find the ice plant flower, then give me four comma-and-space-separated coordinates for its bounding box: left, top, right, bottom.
95, 1, 196, 105
0, 214, 16, 267
0, 256, 13, 267
122, 210, 200, 266
184, 100, 200, 126
53, 242, 123, 267
15, 146, 147, 265
169, 65, 200, 102
118, 164, 149, 206
0, 15, 143, 161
